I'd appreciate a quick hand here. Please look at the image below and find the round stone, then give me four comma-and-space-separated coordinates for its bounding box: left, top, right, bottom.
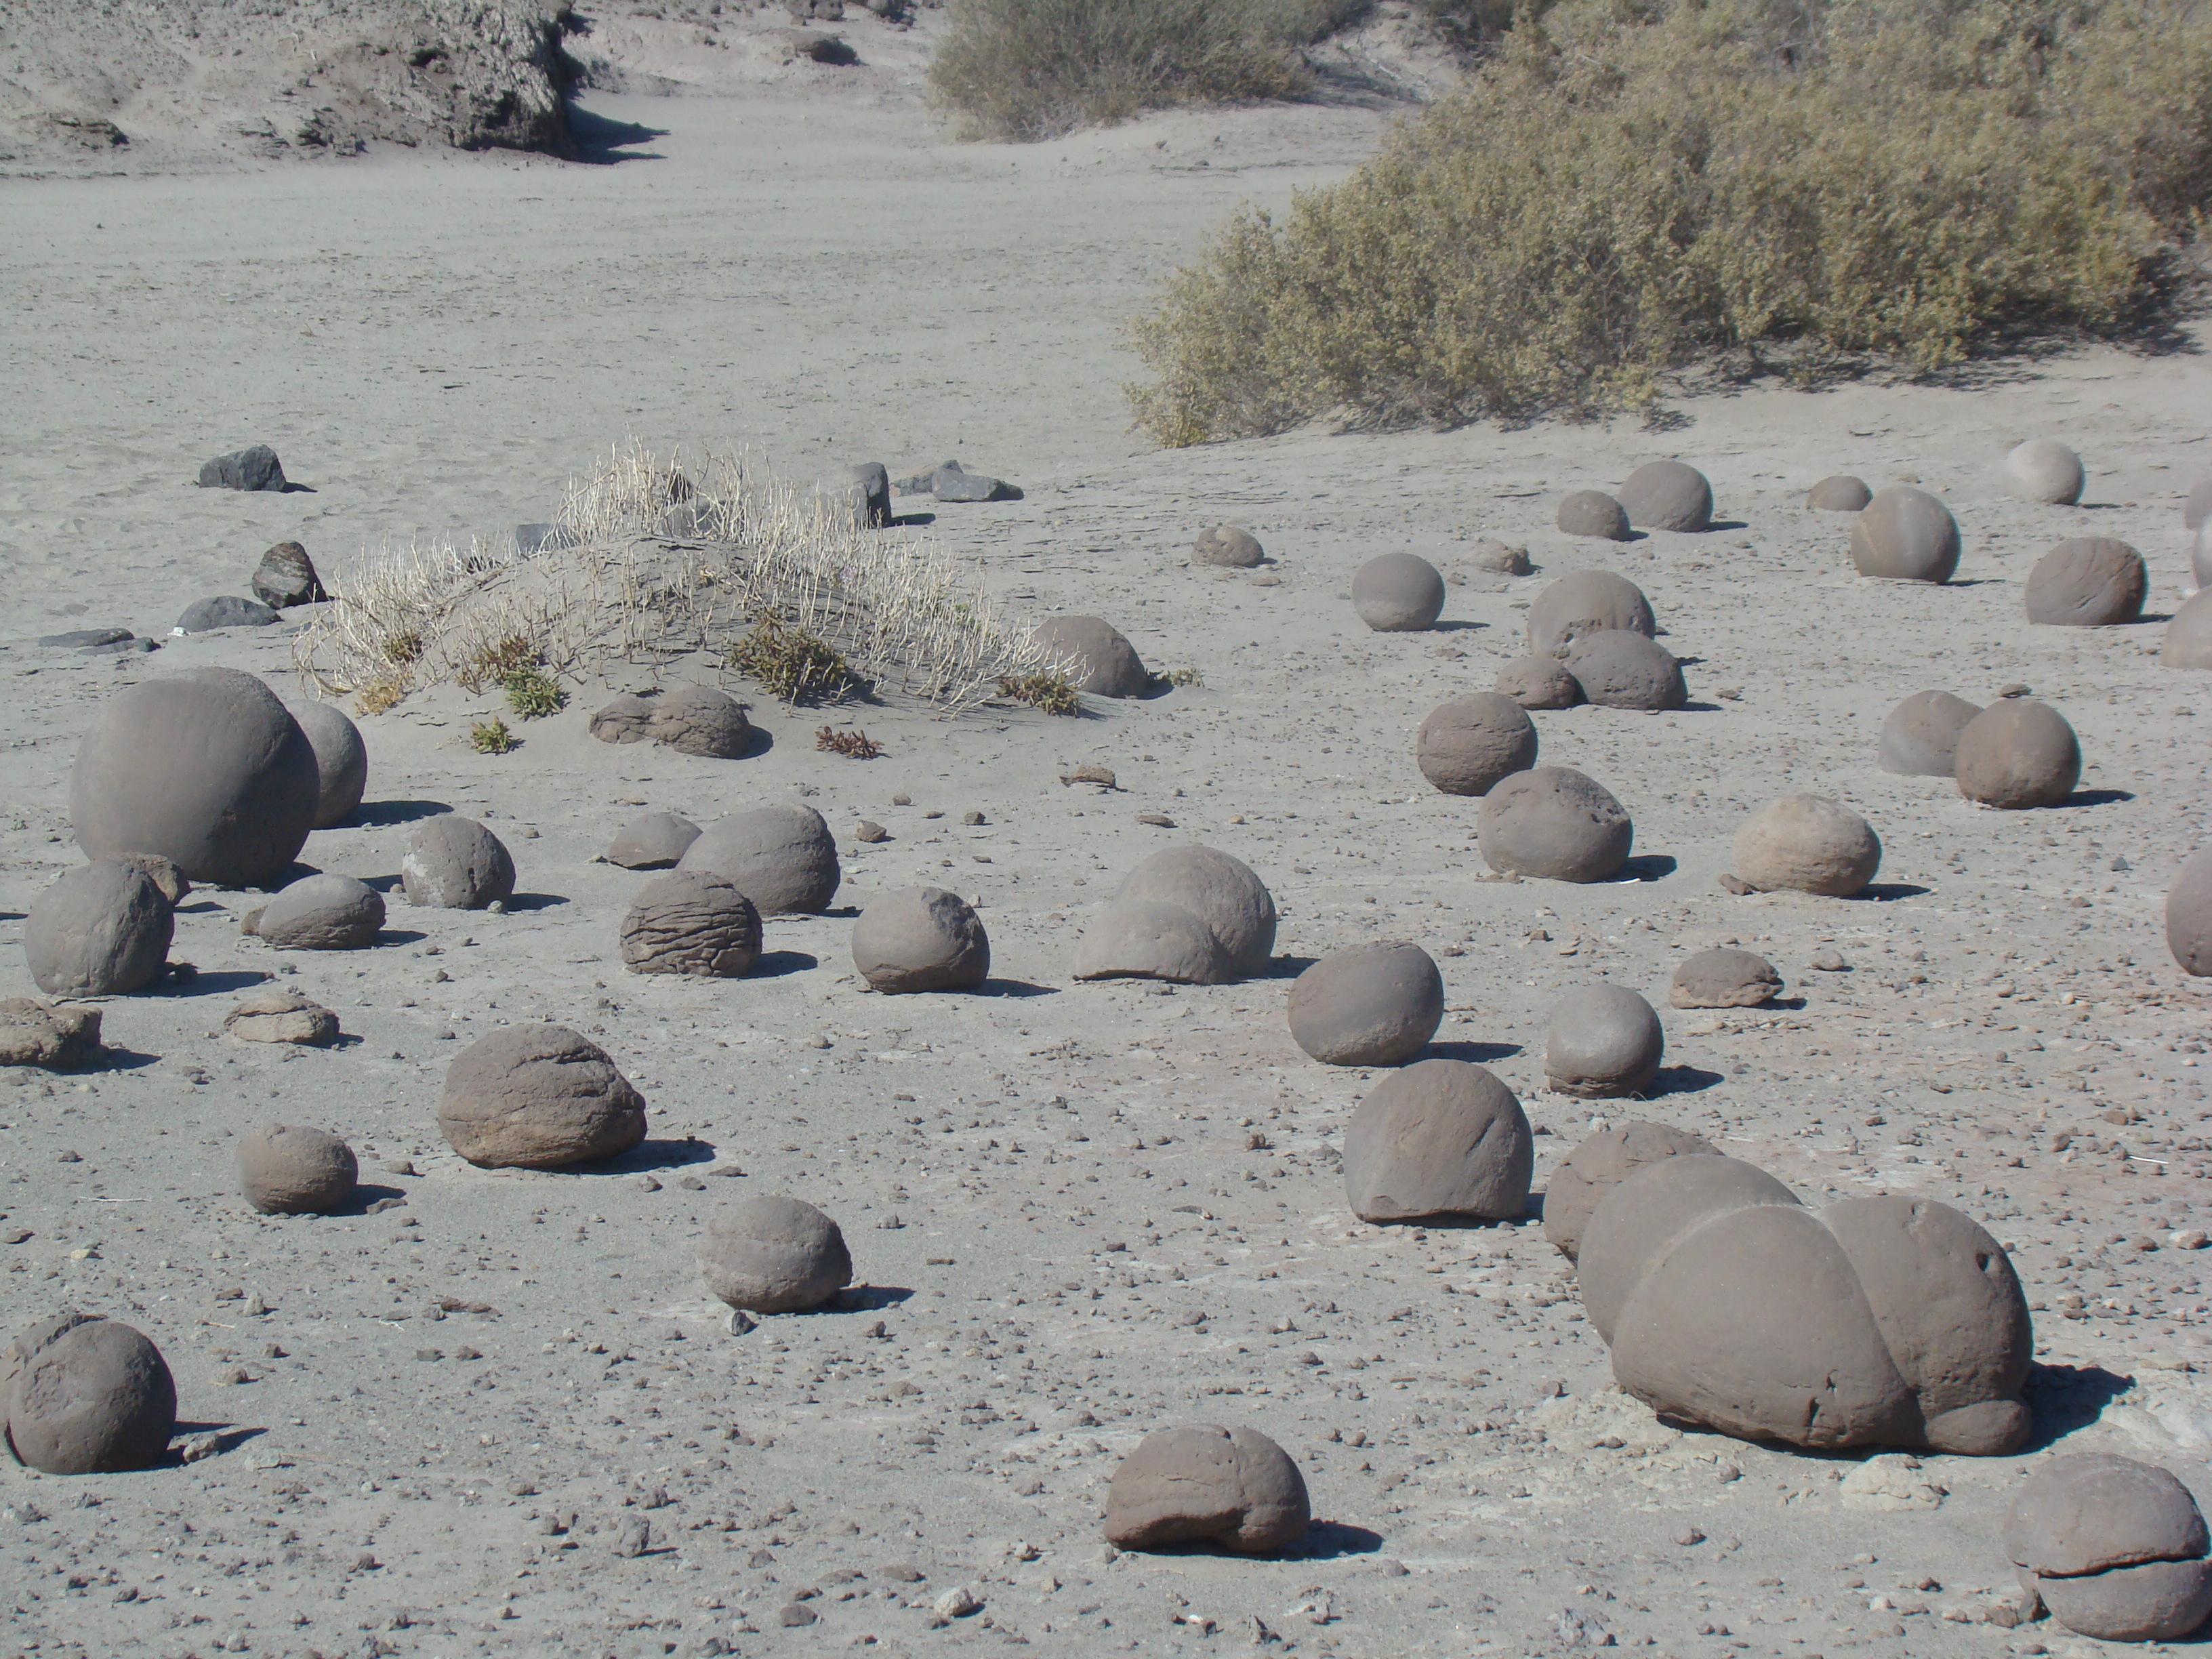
1734, 794, 1881, 896
1557, 490, 1631, 540
605, 811, 700, 870
1116, 846, 1276, 978
70, 668, 321, 887
2025, 537, 2146, 626
2166, 846, 2212, 976
677, 804, 841, 915
1562, 630, 1687, 712
24, 861, 173, 997
223, 984, 340, 1046
1544, 983, 1664, 1098
401, 816, 516, 909
289, 700, 367, 829
2194, 517, 2212, 591
2163, 590, 2212, 670
1954, 699, 2082, 809
1031, 616, 1149, 697
1806, 475, 1872, 512
1670, 947, 1782, 1009
1576, 1154, 1802, 1343
1495, 655, 1584, 710
1286, 941, 1444, 1067
1103, 1425, 1309, 1555
1879, 690, 1982, 777
620, 871, 762, 978
649, 685, 752, 758
1416, 695, 1537, 796
1193, 526, 1263, 568
252, 872, 385, 950
2006, 438, 2086, 506
1351, 552, 1447, 632
1527, 571, 1656, 658
1618, 461, 1713, 532
237, 1124, 358, 1214
698, 1193, 852, 1314
1850, 487, 1961, 583
1542, 1121, 1719, 1263
1072, 899, 1233, 985
851, 886, 990, 994
3, 1313, 176, 1475
2189, 475, 2212, 530
2007, 1454, 2212, 1643
1476, 766, 1633, 883
1343, 1058, 1532, 1223
590, 694, 658, 743
439, 1024, 647, 1170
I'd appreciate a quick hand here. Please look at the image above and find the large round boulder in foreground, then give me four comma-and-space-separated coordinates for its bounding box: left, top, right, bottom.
1343, 1059, 1532, 1223
1287, 942, 1443, 1067
290, 700, 368, 829
1563, 630, 1687, 712
1528, 571, 1656, 658
1557, 490, 1631, 541
24, 861, 173, 997
2006, 438, 2087, 506
3, 1312, 176, 1474
698, 1193, 851, 1314
1671, 946, 1781, 1009
1580, 1157, 2033, 1454
1542, 1121, 1719, 1263
252, 872, 385, 950
851, 886, 990, 994
237, 1125, 358, 1214
1954, 699, 2081, 809
1352, 552, 1446, 632
1545, 983, 1664, 1098
1115, 846, 1276, 978
1103, 1425, 1309, 1555
1618, 460, 1713, 532
71, 668, 320, 887
1734, 794, 1880, 897
1879, 690, 1982, 777
2162, 589, 2212, 670
1193, 525, 1264, 569
2006, 1454, 2212, 1642
678, 804, 841, 915
1806, 475, 1872, 512
439, 1024, 647, 1170
2026, 537, 2146, 627
1496, 655, 1583, 710
2167, 846, 2212, 977
1850, 486, 1961, 583
620, 871, 762, 978
1031, 616, 1149, 698
1416, 695, 1536, 796
401, 817, 516, 909
1477, 766, 1633, 883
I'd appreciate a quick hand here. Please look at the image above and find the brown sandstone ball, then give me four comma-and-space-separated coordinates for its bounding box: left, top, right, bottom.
1031, 616, 1149, 697
1416, 694, 1537, 796
1806, 475, 1872, 512
1495, 655, 1584, 710
290, 699, 369, 828
24, 860, 173, 997
1575, 1154, 1800, 1343
1562, 629, 1686, 712
253, 872, 385, 950
1850, 486, 1961, 583
1193, 525, 1264, 568
698, 1193, 852, 1314
1116, 846, 1276, 977
1733, 794, 1881, 896
590, 694, 658, 743
1476, 766, 1633, 883
1954, 699, 2081, 809
1103, 1425, 1310, 1555
1071, 899, 1232, 985
1557, 490, 1631, 541
2161, 590, 2212, 670
2007, 1454, 2212, 1643
605, 810, 700, 869
1542, 1122, 1719, 1263
439, 1024, 647, 1170
620, 870, 762, 978
1527, 571, 1656, 658
1617, 460, 1713, 533
850, 886, 990, 994
2006, 438, 2086, 506
2166, 846, 2212, 976
1544, 983, 1664, 1098
1352, 552, 1447, 632
3, 1313, 176, 1475
1670, 946, 1781, 1009
2024, 537, 2146, 627
678, 804, 841, 915
1879, 690, 1982, 777
648, 685, 752, 758
1286, 942, 1443, 1067
237, 1124, 358, 1214
1343, 1059, 1532, 1223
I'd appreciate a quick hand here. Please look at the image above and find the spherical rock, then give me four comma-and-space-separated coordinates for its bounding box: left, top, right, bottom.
1343, 1059, 1532, 1223
237, 1124, 358, 1214
1576, 1155, 1801, 1343
620, 871, 762, 978
605, 811, 700, 870
1563, 629, 1687, 712
1557, 490, 1631, 540
1117, 846, 1276, 977
2026, 537, 2146, 626
401, 816, 516, 909
289, 701, 367, 828
851, 886, 990, 994
3, 1313, 176, 1475
2007, 438, 2086, 506
1416, 695, 1537, 796
1879, 690, 1982, 777
677, 804, 841, 915
1670, 947, 1781, 1009
1806, 474, 1872, 512
1103, 1425, 1309, 1555
1287, 942, 1443, 1067
1193, 526, 1263, 568
70, 668, 320, 886
1542, 1122, 1719, 1263
1544, 982, 1664, 1098
251, 873, 384, 950
2166, 846, 2212, 976
1351, 552, 1446, 632
1495, 655, 1584, 710
24, 861, 173, 997
1734, 794, 1881, 896
1850, 487, 1961, 583
2007, 1454, 2212, 1642
1618, 461, 1713, 532
697, 1193, 852, 1314
1477, 766, 1633, 883
649, 685, 752, 758
1031, 616, 1149, 697
2190, 475, 2212, 531
439, 1024, 647, 1170
1527, 571, 1656, 658
1955, 699, 2082, 809
223, 984, 340, 1046
590, 694, 658, 743
1072, 899, 1233, 985
2163, 590, 2212, 670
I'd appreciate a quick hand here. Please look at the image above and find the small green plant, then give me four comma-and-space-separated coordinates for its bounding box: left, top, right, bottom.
503, 665, 567, 720
998, 670, 1082, 715
382, 629, 425, 666
1165, 667, 1205, 688
457, 632, 544, 695
468, 718, 518, 755
727, 615, 861, 705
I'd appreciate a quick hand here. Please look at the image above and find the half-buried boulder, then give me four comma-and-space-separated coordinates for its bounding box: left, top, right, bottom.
1732, 795, 1881, 896
1477, 767, 1633, 883
851, 887, 990, 994
1031, 617, 1149, 697
1103, 1425, 1309, 1555
698, 1194, 852, 1314
1343, 1058, 1532, 1223
439, 1024, 647, 1170
620, 872, 762, 978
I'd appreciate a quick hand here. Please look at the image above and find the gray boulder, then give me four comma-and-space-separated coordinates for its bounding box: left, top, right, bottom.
678, 804, 840, 915
1544, 983, 1663, 1098
1343, 1059, 1532, 1223
237, 1125, 358, 1214
851, 887, 990, 994
1557, 490, 1631, 540
401, 817, 516, 909
251, 873, 385, 950
440, 1024, 647, 1170
0, 1000, 103, 1071
1031, 616, 1149, 698
605, 811, 700, 869
2007, 1454, 2212, 1642
698, 1194, 852, 1313
1103, 1425, 1309, 1555
1618, 461, 1713, 532
289, 701, 368, 827
620, 871, 762, 978
1286, 941, 1443, 1066
24, 861, 173, 997
250, 541, 326, 609
197, 445, 285, 491
649, 685, 751, 758
3, 1312, 176, 1475
176, 596, 279, 633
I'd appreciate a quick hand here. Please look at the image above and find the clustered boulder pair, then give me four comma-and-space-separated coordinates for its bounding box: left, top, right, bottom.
1881, 690, 2084, 808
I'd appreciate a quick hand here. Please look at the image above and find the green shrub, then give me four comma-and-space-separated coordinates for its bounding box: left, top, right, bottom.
1130, 0, 2212, 439
930, 0, 1366, 140
502, 665, 567, 720
727, 615, 862, 705
468, 718, 518, 755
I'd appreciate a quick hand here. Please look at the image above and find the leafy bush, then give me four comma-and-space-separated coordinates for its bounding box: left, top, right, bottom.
502, 665, 567, 720
997, 670, 1084, 714
468, 718, 518, 755
1130, 0, 2212, 439
728, 615, 862, 705
930, 0, 1366, 140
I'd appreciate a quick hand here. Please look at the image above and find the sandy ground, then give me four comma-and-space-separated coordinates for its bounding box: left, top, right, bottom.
5, 17, 2212, 1659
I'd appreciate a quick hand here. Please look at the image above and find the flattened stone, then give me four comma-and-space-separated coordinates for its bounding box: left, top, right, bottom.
198, 445, 285, 491
176, 596, 279, 633
1670, 947, 1782, 1009
0, 1000, 102, 1071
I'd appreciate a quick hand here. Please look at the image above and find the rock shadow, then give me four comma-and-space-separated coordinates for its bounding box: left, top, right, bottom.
329, 1183, 409, 1216
1288, 1521, 1387, 1560
1262, 955, 1321, 980
979, 978, 1058, 998
348, 800, 451, 827
161, 1425, 265, 1464
151, 968, 268, 997
502, 893, 569, 913
90, 1045, 162, 1073
568, 103, 666, 163
1646, 1065, 1725, 1097
1427, 1040, 1522, 1065
1856, 882, 1931, 902
752, 950, 819, 979
2021, 1361, 2135, 1451
833, 1286, 914, 1313
1614, 855, 1677, 882
593, 1138, 718, 1175
2054, 788, 2134, 809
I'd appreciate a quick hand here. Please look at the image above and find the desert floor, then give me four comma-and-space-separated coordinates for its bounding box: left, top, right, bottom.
5, 36, 2212, 1659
